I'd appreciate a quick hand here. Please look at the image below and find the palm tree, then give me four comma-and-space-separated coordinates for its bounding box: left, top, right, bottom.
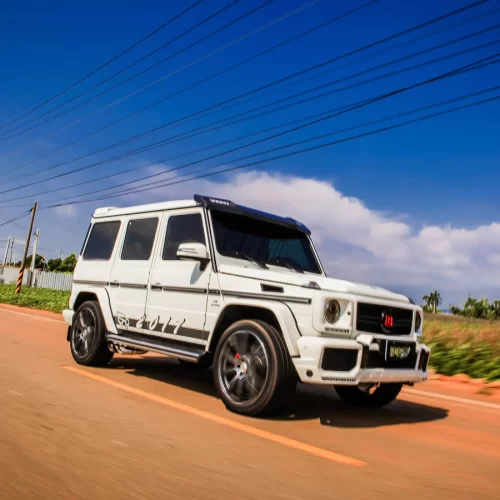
422, 290, 442, 314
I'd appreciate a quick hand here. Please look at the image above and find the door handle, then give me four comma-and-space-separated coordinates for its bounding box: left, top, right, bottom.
110, 280, 119, 287
151, 283, 162, 291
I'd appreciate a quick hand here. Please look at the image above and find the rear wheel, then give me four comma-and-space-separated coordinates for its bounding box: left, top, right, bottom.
334, 383, 402, 408
213, 320, 296, 417
70, 301, 113, 367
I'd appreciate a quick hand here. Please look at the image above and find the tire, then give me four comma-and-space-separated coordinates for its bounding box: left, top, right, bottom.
69, 301, 114, 367
213, 319, 296, 417
334, 383, 403, 408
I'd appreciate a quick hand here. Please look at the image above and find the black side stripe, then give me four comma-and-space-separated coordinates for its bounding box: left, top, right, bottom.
113, 316, 206, 341
119, 283, 148, 289
221, 290, 311, 304
162, 286, 207, 294
73, 279, 108, 286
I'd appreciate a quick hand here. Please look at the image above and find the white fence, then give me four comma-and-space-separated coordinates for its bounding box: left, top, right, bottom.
0, 266, 73, 291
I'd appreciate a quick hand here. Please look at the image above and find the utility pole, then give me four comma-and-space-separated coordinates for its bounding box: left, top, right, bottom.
8, 238, 14, 265
15, 202, 37, 295
2, 237, 11, 265
29, 229, 40, 287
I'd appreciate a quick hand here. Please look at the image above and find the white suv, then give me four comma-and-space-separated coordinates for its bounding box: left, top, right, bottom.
63, 195, 430, 416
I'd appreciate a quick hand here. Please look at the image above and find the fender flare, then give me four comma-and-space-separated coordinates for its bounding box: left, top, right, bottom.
207, 296, 302, 356
72, 286, 117, 334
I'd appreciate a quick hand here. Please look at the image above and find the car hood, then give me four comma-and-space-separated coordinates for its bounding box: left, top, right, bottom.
218, 264, 410, 303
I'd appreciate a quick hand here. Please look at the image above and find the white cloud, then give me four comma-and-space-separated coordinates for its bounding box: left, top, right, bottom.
44, 167, 499, 305
54, 204, 77, 218
118, 169, 500, 301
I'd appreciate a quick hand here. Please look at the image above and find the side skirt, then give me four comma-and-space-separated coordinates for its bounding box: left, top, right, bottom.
106, 331, 206, 363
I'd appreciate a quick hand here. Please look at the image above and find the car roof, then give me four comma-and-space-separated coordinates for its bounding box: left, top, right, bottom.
92, 195, 310, 234
92, 199, 197, 218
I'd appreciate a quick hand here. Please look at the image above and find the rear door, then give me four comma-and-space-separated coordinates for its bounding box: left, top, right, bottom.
109, 213, 162, 332
145, 209, 212, 344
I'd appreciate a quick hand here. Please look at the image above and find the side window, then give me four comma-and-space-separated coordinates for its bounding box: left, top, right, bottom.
121, 218, 159, 261
163, 213, 206, 260
83, 221, 121, 260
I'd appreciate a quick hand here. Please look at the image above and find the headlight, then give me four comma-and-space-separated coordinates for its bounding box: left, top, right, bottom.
415, 311, 422, 331
325, 299, 341, 323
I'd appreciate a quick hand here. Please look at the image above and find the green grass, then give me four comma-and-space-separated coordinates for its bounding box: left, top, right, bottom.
0, 284, 69, 314
423, 313, 500, 382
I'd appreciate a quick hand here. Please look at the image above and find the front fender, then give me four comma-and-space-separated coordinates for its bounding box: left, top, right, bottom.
209, 296, 302, 356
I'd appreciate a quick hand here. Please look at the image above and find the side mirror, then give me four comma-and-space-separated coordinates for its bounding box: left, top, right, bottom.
176, 242, 209, 262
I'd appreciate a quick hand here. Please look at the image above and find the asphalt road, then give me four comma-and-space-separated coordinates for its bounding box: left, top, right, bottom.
1, 305, 499, 500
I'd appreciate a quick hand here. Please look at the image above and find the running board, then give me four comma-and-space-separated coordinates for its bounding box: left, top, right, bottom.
106, 332, 205, 362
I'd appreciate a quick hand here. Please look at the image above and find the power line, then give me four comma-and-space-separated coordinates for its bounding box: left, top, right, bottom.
0, 0, 206, 133
0, 210, 31, 229
54, 56, 500, 204
237, 3, 500, 112
1, 0, 382, 180
0, 0, 481, 165
0, 0, 326, 168
22, 53, 499, 208
6, 0, 491, 191
0, 0, 291, 144
1, 32, 497, 201
53, 91, 500, 208
0, 0, 246, 140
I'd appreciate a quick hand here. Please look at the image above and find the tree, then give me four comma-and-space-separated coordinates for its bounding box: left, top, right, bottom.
46, 253, 77, 273
14, 253, 45, 269
422, 290, 442, 314
450, 295, 500, 320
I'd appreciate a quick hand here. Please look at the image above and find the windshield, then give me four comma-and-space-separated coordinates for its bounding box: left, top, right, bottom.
210, 210, 322, 274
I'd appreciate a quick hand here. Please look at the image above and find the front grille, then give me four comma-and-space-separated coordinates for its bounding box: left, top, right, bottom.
321, 348, 358, 372
356, 302, 413, 335
362, 341, 418, 369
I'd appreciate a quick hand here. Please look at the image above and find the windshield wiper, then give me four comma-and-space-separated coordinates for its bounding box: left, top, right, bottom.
226, 251, 268, 269
266, 258, 304, 273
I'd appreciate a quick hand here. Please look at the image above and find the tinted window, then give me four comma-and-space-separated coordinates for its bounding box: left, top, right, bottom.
83, 221, 121, 260
121, 218, 158, 261
163, 213, 206, 260
211, 210, 321, 274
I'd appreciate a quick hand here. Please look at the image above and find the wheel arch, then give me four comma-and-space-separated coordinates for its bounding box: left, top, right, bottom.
70, 287, 117, 335
207, 299, 301, 356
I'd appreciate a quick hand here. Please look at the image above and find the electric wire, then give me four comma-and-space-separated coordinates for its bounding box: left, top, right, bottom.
0, 33, 497, 199
0, 0, 206, 133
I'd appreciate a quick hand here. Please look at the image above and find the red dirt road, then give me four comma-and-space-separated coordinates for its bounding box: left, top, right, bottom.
1, 306, 499, 499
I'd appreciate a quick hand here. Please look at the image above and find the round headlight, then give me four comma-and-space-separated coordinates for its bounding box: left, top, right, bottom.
325, 299, 341, 323
415, 311, 422, 331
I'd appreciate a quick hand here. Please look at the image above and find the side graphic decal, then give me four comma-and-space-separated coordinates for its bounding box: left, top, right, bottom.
113, 314, 206, 341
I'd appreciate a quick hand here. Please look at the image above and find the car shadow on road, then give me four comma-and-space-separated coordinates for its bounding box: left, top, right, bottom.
110, 356, 449, 428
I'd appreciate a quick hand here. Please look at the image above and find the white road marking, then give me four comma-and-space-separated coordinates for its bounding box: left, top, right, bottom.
0, 308, 65, 324
406, 388, 500, 410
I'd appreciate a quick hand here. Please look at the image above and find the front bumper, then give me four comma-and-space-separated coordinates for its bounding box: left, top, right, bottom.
292, 334, 430, 385
63, 309, 74, 326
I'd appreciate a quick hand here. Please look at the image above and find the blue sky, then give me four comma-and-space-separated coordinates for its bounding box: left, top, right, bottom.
0, 0, 499, 306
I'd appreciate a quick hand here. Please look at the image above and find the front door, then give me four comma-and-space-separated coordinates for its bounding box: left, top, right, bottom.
109, 213, 162, 332
146, 209, 212, 344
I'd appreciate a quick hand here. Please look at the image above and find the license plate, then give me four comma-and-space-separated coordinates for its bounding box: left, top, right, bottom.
388, 345, 411, 359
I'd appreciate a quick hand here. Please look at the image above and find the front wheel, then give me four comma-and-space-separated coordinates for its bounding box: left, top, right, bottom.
70, 301, 114, 367
334, 383, 403, 408
213, 320, 296, 417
